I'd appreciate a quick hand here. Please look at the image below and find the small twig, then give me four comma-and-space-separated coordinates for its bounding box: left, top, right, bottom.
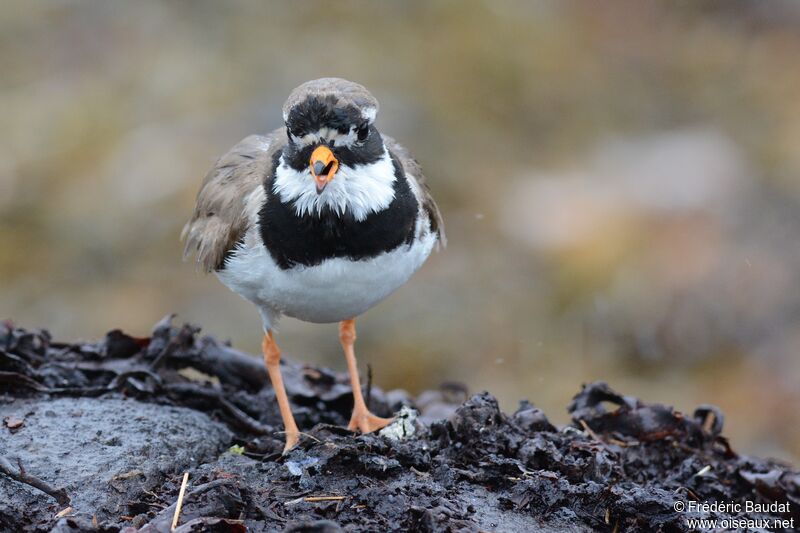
0, 455, 70, 506
284, 494, 345, 507
674, 485, 702, 501
276, 430, 321, 444
578, 419, 603, 442
171, 472, 189, 531
694, 465, 712, 477
410, 467, 430, 477
54, 506, 73, 519
108, 370, 163, 392
607, 437, 636, 447
304, 496, 345, 502
139, 479, 236, 530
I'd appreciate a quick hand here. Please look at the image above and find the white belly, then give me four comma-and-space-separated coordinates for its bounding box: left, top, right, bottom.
217, 232, 436, 326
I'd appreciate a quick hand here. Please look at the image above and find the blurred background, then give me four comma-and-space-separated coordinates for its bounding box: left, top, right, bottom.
2, 1, 799, 463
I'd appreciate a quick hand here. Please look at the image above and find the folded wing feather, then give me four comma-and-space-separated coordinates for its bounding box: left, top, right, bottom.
182, 132, 283, 272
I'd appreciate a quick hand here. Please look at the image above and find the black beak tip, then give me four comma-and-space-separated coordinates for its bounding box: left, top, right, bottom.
315, 182, 327, 195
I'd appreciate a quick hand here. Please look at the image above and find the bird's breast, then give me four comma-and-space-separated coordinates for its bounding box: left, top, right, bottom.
258, 172, 418, 270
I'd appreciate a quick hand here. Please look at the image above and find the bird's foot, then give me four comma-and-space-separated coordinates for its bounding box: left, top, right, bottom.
348, 408, 393, 434
282, 431, 300, 454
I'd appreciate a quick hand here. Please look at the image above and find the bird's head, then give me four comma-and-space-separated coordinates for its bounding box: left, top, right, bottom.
275, 78, 397, 220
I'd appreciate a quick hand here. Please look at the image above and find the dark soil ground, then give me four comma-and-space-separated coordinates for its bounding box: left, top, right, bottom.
1, 317, 798, 532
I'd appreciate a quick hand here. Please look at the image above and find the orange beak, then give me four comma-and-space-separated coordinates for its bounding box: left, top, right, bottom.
309, 145, 339, 194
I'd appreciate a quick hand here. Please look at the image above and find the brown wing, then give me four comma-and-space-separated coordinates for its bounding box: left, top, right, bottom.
382, 135, 446, 246
182, 131, 284, 272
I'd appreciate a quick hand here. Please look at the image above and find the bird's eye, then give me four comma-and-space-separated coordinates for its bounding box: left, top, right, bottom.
356, 124, 369, 142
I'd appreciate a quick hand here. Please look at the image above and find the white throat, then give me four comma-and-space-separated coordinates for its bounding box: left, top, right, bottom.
272, 148, 397, 221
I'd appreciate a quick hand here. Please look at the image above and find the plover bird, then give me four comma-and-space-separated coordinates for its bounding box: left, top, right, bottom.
183, 78, 445, 452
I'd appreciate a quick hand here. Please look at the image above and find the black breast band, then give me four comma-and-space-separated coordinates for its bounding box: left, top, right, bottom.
258, 154, 418, 270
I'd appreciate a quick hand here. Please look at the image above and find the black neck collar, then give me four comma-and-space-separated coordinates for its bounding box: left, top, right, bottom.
258, 152, 418, 269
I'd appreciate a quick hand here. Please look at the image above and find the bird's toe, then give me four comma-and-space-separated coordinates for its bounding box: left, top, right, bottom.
348, 410, 393, 434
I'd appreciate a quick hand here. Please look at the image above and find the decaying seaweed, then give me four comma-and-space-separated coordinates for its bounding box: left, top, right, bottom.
1, 318, 798, 532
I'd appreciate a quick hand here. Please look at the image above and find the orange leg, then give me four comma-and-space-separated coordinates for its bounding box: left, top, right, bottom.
262, 332, 300, 453
339, 319, 393, 433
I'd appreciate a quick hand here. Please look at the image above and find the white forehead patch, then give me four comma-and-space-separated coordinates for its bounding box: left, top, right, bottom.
361, 107, 377, 122
292, 127, 360, 148
273, 149, 396, 221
